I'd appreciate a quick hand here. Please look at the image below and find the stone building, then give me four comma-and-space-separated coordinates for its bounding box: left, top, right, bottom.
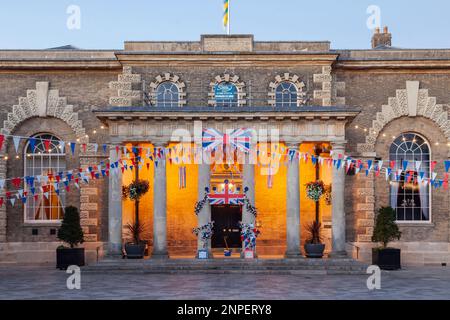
0, 29, 449, 266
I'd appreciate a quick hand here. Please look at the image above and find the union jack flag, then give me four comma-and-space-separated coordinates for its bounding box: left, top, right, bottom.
208, 180, 244, 205
202, 128, 251, 153
202, 128, 223, 152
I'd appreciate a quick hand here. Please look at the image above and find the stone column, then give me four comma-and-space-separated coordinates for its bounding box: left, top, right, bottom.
285, 142, 302, 258
197, 159, 212, 256
108, 148, 123, 256
241, 153, 256, 256
152, 142, 169, 258
330, 141, 347, 258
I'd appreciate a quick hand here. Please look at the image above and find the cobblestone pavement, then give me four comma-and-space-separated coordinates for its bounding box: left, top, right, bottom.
0, 266, 449, 300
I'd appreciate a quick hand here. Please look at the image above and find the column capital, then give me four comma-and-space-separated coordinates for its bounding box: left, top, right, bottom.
331, 140, 347, 150
152, 139, 169, 148
284, 140, 302, 149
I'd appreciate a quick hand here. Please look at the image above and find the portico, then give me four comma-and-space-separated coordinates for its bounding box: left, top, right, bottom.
95, 105, 359, 259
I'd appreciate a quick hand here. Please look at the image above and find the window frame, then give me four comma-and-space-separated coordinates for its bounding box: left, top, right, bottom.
23, 133, 66, 224
155, 81, 180, 107
214, 81, 239, 107
389, 132, 432, 224
274, 81, 299, 107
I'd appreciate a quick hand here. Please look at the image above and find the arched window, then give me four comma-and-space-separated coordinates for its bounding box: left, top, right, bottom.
156, 81, 179, 107
389, 133, 430, 221
275, 81, 298, 107
214, 82, 238, 107
24, 134, 66, 222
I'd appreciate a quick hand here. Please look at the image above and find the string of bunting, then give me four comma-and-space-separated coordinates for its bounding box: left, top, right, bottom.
243, 187, 258, 217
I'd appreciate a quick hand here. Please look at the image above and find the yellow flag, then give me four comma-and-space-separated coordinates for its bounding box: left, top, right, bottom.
223, 0, 229, 32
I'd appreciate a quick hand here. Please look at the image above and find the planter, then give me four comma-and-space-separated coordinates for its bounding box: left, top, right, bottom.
304, 243, 325, 258
125, 243, 146, 259
372, 248, 401, 270
56, 248, 85, 270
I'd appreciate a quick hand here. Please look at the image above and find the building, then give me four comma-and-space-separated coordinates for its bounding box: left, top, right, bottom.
0, 29, 449, 266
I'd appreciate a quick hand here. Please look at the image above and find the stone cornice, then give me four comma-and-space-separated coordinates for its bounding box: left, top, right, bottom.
336, 59, 450, 70
0, 59, 122, 70
94, 106, 360, 122
114, 52, 339, 67
0, 50, 121, 70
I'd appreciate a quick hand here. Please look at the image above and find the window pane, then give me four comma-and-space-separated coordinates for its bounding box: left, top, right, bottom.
215, 82, 238, 107
389, 133, 430, 221
24, 134, 66, 222
156, 82, 179, 107
275, 81, 298, 107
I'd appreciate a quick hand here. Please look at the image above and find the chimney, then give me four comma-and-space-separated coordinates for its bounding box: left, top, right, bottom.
371, 26, 392, 49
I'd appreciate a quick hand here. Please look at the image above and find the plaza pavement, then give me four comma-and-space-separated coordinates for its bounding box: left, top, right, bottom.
0, 265, 449, 300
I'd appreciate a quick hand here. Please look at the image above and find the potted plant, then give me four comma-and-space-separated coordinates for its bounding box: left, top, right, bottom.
372, 206, 402, 270
122, 179, 150, 258
304, 180, 326, 258
304, 221, 325, 258
56, 206, 85, 270
124, 220, 149, 259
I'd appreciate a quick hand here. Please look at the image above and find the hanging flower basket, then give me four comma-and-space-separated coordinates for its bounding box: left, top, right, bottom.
305, 180, 325, 202
122, 180, 150, 201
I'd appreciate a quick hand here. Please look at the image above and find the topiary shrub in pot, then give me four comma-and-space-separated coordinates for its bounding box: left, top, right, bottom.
56, 206, 85, 270
372, 206, 402, 270
304, 221, 325, 258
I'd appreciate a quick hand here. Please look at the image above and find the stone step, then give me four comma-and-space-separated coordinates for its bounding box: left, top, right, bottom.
84, 258, 368, 275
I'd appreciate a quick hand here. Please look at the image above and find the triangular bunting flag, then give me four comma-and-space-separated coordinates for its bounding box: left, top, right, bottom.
13, 136, 21, 153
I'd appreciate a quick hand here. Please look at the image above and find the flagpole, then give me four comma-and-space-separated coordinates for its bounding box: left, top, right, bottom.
227, 0, 231, 35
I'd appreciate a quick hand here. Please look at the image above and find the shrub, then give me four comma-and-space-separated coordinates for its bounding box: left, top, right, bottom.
372, 206, 401, 249
57, 206, 84, 248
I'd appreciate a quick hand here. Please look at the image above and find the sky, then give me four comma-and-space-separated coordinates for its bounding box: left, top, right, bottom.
0, 0, 449, 50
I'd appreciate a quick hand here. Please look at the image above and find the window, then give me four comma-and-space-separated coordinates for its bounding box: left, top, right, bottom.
214, 82, 238, 107
275, 81, 298, 107
156, 81, 179, 107
24, 134, 66, 222
389, 133, 430, 222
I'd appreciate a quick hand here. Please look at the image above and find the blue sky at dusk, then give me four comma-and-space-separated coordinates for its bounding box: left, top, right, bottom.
0, 0, 449, 49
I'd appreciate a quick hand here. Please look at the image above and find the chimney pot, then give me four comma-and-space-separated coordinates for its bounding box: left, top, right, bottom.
371, 26, 392, 49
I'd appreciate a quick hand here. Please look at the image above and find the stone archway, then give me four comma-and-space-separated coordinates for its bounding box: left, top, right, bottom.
0, 81, 88, 242
149, 73, 187, 107
357, 81, 450, 157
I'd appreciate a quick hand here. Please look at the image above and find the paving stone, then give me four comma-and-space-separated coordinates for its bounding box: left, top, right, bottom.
0, 266, 449, 300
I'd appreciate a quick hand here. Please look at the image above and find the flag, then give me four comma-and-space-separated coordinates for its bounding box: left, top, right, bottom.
223, 0, 229, 32
178, 166, 187, 189
208, 180, 244, 205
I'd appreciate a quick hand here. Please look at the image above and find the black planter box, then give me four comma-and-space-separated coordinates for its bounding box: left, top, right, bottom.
304, 243, 325, 258
56, 248, 85, 270
372, 248, 401, 270
125, 243, 146, 259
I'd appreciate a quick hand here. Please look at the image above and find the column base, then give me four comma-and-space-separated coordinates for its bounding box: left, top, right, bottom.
240, 250, 258, 259
284, 251, 304, 259
151, 251, 169, 259
328, 251, 348, 259
196, 249, 214, 259
106, 244, 123, 258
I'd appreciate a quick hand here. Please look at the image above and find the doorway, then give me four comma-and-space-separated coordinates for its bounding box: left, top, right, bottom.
211, 205, 242, 248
